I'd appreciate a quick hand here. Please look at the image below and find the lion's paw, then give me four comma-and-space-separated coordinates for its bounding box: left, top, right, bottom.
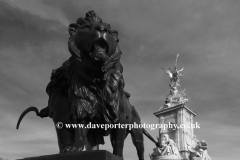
61, 146, 72, 153
61, 146, 84, 153
70, 146, 84, 152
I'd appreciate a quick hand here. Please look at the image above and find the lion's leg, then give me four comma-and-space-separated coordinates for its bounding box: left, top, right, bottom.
110, 130, 129, 149
111, 129, 126, 160
111, 113, 126, 160
71, 123, 88, 152
84, 137, 99, 151
49, 91, 75, 153
54, 122, 75, 153
128, 104, 144, 160
110, 131, 115, 148
130, 127, 144, 160
52, 108, 75, 153
129, 110, 144, 160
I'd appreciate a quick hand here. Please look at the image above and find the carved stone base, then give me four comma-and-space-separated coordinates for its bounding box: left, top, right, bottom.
153, 155, 181, 160
17, 150, 121, 160
192, 158, 204, 160
180, 150, 190, 160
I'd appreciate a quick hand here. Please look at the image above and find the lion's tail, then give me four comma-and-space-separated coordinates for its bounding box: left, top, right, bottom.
16, 106, 49, 130
142, 128, 159, 147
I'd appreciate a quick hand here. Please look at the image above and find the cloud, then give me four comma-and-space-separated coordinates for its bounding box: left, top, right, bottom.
3, 0, 69, 26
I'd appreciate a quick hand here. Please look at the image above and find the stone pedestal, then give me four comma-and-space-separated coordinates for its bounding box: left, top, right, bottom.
154, 104, 198, 160
17, 150, 121, 160
158, 155, 181, 160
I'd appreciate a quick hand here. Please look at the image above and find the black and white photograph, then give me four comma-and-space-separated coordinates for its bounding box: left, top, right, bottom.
0, 0, 239, 160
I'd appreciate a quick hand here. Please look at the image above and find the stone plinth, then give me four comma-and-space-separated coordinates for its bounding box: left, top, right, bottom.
154, 104, 198, 160
17, 150, 121, 160
193, 158, 204, 160
158, 155, 181, 160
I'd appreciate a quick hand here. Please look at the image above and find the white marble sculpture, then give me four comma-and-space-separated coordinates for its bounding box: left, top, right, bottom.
150, 133, 182, 160
188, 140, 211, 160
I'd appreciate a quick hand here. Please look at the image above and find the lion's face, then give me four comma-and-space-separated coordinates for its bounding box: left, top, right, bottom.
68, 21, 119, 64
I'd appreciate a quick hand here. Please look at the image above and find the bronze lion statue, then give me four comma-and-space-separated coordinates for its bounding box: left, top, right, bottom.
17, 10, 157, 160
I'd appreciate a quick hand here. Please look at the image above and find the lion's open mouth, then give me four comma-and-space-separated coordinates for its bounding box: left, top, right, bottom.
91, 38, 109, 55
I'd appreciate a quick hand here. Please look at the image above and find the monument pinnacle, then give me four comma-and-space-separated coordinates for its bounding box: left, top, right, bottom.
160, 54, 188, 109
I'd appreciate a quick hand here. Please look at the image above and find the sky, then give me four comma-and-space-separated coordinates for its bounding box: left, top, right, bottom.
0, 0, 240, 159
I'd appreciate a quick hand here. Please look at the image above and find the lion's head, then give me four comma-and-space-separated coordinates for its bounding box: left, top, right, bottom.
68, 10, 121, 65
